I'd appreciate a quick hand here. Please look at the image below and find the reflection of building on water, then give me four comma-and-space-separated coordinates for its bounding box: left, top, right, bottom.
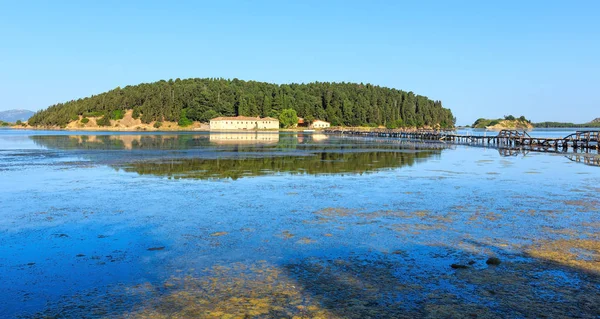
209, 133, 279, 144
296, 133, 328, 143
312, 134, 328, 141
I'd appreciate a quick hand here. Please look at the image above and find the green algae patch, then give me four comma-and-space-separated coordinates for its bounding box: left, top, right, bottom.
122, 262, 336, 319
297, 237, 315, 244
389, 222, 447, 235
563, 199, 600, 212
527, 238, 600, 273
313, 207, 358, 218
278, 230, 295, 239
27, 253, 600, 318
210, 231, 229, 237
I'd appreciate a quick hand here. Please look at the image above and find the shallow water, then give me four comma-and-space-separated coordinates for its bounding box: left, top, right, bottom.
457, 127, 600, 138
0, 130, 599, 318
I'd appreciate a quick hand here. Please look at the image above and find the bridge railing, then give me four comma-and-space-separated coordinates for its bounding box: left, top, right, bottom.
495, 130, 530, 138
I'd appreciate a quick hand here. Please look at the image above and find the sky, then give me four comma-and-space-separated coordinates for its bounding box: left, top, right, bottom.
0, 0, 598, 125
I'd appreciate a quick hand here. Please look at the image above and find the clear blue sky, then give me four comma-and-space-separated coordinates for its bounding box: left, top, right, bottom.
1, 0, 598, 125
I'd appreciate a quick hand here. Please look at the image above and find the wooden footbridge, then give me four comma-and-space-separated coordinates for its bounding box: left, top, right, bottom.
324, 129, 600, 152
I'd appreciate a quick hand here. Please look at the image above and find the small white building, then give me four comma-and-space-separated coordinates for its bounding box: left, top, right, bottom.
311, 120, 330, 129
210, 116, 279, 130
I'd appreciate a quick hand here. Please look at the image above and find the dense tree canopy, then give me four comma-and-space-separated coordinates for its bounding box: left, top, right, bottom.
533, 121, 600, 128
29, 78, 455, 128
279, 108, 298, 128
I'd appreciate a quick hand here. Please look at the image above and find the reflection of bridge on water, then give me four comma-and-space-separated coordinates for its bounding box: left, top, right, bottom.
337, 136, 456, 151
328, 130, 600, 167
326, 129, 599, 151
494, 147, 600, 167
564, 154, 600, 167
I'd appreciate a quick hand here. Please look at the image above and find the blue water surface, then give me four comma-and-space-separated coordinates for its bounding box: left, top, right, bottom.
0, 130, 598, 318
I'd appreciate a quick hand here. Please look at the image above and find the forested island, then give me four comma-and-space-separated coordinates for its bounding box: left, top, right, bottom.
533, 118, 600, 128
471, 115, 533, 129
470, 116, 600, 130
28, 78, 455, 129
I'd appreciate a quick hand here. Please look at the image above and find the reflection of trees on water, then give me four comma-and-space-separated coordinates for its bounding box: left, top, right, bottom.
31, 134, 212, 150
30, 133, 323, 151
30, 134, 442, 179
30, 134, 443, 153
118, 151, 439, 180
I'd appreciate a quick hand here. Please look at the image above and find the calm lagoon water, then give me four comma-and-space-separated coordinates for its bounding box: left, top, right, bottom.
0, 129, 599, 318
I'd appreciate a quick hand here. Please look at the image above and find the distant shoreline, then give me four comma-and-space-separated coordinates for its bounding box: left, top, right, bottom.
457, 126, 600, 130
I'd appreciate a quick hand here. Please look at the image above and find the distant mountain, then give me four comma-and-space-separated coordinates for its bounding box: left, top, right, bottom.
590, 118, 600, 124
0, 109, 35, 122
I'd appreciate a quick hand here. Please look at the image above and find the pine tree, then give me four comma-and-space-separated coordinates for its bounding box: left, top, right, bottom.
262, 95, 272, 117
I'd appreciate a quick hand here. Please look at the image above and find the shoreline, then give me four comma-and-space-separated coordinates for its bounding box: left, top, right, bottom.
5, 126, 322, 133
7, 125, 600, 133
